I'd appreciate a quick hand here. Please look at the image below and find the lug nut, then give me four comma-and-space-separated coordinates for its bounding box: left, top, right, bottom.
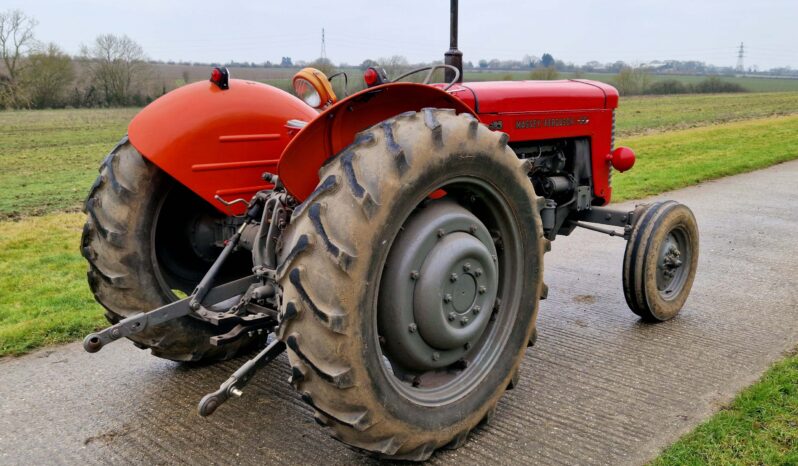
469, 225, 478, 234
475, 268, 483, 277
463, 263, 472, 272
450, 273, 458, 282
444, 294, 452, 303
437, 229, 445, 238
448, 312, 456, 321
432, 352, 440, 361
473, 306, 481, 315
410, 270, 419, 280
479, 286, 487, 294
408, 323, 417, 333
461, 317, 469, 326
464, 342, 472, 350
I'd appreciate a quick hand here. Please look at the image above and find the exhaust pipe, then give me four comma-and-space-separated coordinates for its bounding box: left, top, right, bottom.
444, 0, 463, 83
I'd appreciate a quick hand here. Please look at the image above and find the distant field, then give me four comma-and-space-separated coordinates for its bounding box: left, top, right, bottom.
463, 70, 798, 93
0, 108, 137, 219
2, 92, 798, 219
154, 63, 798, 94
616, 92, 798, 136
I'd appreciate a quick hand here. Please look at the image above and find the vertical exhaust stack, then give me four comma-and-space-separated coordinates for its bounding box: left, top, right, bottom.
444, 0, 463, 83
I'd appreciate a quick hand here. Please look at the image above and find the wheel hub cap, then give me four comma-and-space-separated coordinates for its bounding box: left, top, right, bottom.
414, 233, 496, 350
379, 200, 498, 371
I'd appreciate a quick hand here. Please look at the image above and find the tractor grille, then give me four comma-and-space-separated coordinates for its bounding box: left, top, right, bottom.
608, 110, 616, 187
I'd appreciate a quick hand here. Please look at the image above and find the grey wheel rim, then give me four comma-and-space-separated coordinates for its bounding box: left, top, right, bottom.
376, 177, 526, 407
656, 225, 691, 300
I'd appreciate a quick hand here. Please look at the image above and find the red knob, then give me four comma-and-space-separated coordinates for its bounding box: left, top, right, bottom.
610, 146, 636, 172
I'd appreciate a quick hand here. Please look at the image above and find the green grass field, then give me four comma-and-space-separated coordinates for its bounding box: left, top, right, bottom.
462, 70, 798, 93
616, 92, 798, 136
0, 108, 137, 219
654, 350, 798, 465
1, 92, 797, 462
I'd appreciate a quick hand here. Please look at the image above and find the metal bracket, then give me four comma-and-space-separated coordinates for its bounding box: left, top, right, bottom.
82, 275, 257, 353
198, 339, 286, 417
573, 206, 637, 239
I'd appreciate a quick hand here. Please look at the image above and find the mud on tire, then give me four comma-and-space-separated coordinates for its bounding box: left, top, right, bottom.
276, 109, 547, 460
81, 137, 258, 362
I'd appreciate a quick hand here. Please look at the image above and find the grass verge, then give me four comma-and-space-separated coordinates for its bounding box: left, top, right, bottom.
653, 350, 798, 465
612, 114, 798, 202
0, 212, 103, 356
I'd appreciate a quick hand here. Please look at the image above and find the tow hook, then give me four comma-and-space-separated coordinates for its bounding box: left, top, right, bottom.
197, 339, 286, 416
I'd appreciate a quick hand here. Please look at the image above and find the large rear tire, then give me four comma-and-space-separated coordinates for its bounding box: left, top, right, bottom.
81, 137, 259, 361
276, 109, 547, 460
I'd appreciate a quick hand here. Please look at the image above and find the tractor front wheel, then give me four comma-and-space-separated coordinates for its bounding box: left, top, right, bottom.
623, 201, 699, 321
276, 109, 547, 460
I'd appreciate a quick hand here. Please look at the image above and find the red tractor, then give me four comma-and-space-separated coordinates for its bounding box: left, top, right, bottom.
81, 2, 698, 460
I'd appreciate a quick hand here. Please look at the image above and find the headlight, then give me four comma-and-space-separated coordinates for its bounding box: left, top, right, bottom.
292, 68, 337, 109
294, 77, 321, 107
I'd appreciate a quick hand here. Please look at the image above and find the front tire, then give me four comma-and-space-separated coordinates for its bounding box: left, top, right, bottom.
276, 109, 547, 460
623, 201, 699, 321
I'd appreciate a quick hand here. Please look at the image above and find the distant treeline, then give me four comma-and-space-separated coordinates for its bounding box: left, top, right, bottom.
0, 9, 786, 109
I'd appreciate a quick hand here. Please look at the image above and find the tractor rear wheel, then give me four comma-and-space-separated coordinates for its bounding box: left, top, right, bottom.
81, 137, 259, 361
276, 109, 547, 460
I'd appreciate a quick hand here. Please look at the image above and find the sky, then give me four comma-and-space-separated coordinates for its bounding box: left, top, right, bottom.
4, 0, 797, 70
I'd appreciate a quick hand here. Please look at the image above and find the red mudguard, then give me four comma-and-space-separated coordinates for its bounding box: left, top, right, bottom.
128, 79, 317, 214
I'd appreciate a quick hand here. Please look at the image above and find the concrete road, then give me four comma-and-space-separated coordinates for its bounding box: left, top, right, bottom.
2, 161, 797, 465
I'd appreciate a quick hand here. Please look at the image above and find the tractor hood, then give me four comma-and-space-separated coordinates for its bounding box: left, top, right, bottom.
454, 80, 619, 114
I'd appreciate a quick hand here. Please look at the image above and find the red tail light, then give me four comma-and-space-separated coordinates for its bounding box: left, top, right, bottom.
364, 67, 379, 86
210, 67, 230, 90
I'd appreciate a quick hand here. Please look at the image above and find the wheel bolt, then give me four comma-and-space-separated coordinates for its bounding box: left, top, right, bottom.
463, 263, 472, 272
475, 268, 483, 277
461, 317, 469, 326
450, 273, 458, 282
437, 229, 445, 238
444, 294, 452, 303
479, 286, 487, 294
473, 306, 481, 315
469, 225, 478, 234
408, 323, 417, 333
410, 270, 419, 280
432, 352, 440, 361
464, 342, 472, 350
448, 312, 456, 321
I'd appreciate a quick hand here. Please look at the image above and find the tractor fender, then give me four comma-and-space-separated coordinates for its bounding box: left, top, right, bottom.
128, 79, 317, 214
278, 82, 476, 201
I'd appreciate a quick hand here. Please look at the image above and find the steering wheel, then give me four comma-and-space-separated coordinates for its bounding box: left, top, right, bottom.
392, 64, 461, 90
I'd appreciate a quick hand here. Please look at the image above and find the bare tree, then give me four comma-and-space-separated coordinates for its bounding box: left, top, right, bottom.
378, 55, 409, 79
22, 43, 74, 108
0, 9, 37, 107
81, 34, 149, 106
